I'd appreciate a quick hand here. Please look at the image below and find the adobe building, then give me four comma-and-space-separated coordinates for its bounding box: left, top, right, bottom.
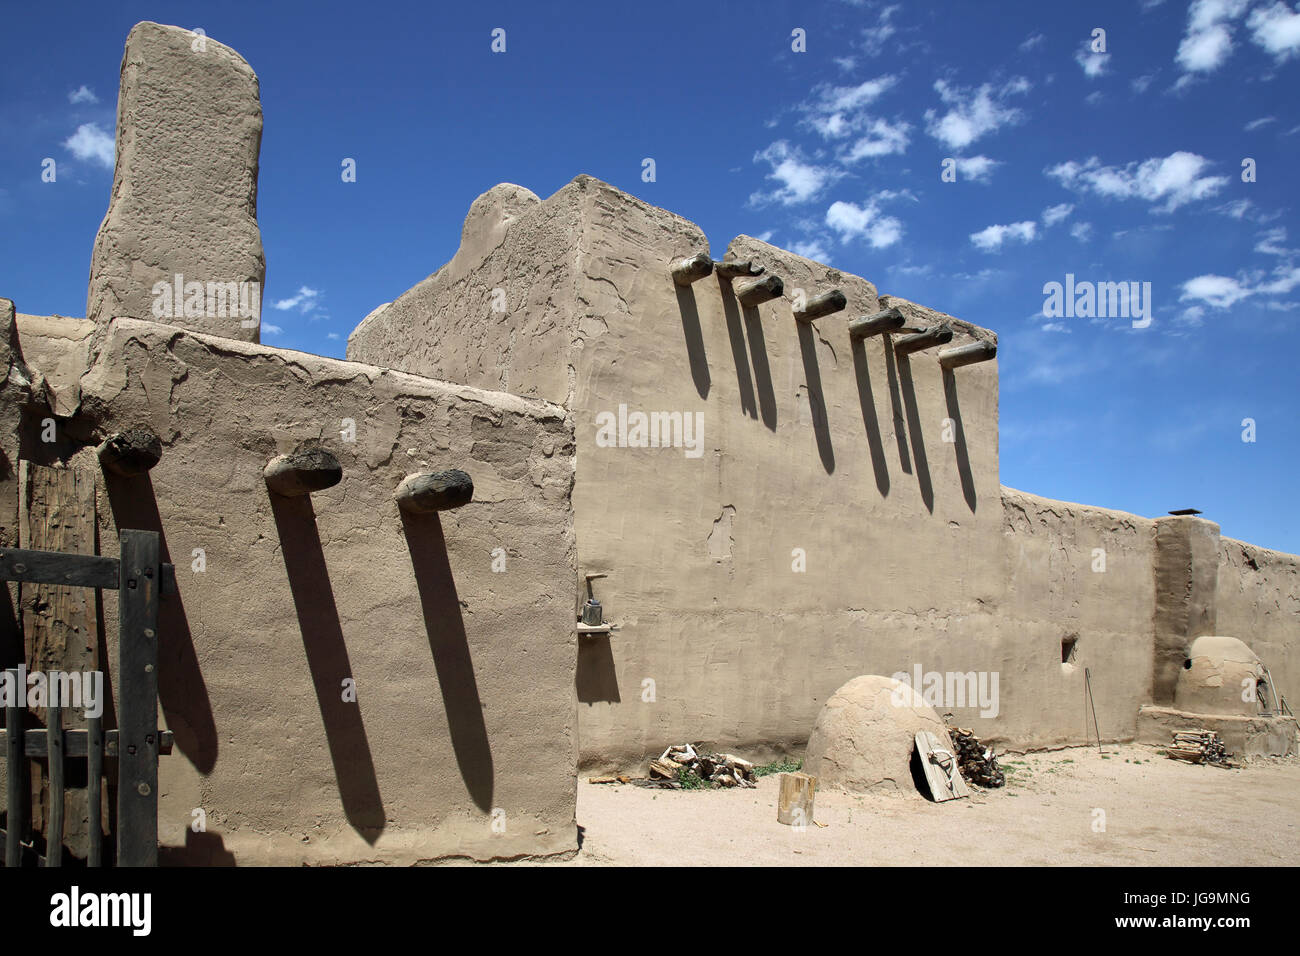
0, 21, 1294, 865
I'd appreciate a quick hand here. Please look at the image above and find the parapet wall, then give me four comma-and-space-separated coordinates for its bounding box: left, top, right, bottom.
4, 309, 579, 864
349, 175, 1299, 767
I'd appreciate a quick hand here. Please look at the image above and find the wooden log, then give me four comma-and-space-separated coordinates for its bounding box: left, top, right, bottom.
670, 253, 713, 287
847, 308, 906, 340
938, 341, 997, 369
19, 461, 97, 859
394, 469, 474, 513
0, 727, 174, 757
794, 290, 847, 323
894, 324, 954, 356
714, 259, 765, 279
87, 714, 102, 867
5, 672, 22, 867
777, 771, 816, 826
97, 428, 162, 477
263, 447, 343, 497
734, 274, 784, 306
45, 700, 61, 867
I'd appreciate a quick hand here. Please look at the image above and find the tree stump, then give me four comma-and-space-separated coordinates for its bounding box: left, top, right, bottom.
777, 771, 816, 826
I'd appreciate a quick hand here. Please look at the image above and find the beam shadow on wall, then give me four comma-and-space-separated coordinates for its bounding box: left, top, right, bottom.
850, 337, 890, 496
943, 369, 977, 513
882, 335, 912, 476
104, 472, 219, 777
896, 356, 935, 513
740, 304, 778, 432
400, 511, 494, 813
795, 321, 835, 474
576, 636, 621, 705
717, 276, 757, 420
674, 285, 711, 400
271, 494, 386, 842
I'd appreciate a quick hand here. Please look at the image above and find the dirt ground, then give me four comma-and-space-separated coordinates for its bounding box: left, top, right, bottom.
538, 744, 1300, 866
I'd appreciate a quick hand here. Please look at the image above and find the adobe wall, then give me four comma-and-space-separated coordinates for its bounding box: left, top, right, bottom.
1217, 538, 1300, 710
6, 313, 578, 864
999, 488, 1158, 745
349, 176, 1300, 768
352, 178, 1011, 767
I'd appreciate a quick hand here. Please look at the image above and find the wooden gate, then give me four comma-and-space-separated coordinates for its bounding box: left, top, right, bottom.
0, 530, 174, 866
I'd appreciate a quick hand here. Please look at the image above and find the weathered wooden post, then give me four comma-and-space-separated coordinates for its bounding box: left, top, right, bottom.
116, 529, 160, 867
670, 253, 714, 286
5, 669, 23, 866
938, 341, 997, 369
734, 274, 784, 306
894, 324, 954, 356
394, 469, 474, 513
263, 448, 343, 497
714, 259, 765, 279
847, 307, 906, 340
794, 290, 846, 323
45, 700, 62, 867
777, 771, 817, 826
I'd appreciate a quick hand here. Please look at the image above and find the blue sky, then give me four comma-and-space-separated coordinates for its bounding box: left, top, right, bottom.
1, 0, 1298, 551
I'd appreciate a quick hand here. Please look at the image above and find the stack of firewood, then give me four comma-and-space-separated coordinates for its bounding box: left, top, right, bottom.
945, 723, 1005, 788
1165, 730, 1234, 767
647, 744, 757, 788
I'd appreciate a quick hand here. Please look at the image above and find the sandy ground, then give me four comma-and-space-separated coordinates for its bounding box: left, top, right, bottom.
539, 744, 1300, 866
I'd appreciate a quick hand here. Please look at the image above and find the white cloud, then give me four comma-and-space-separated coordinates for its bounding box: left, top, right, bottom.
1040, 322, 1070, 333
1216, 198, 1254, 219
1045, 151, 1228, 212
956, 155, 999, 183
825, 198, 903, 248
751, 141, 840, 206
859, 4, 901, 56
272, 286, 321, 312
1020, 33, 1046, 51
1255, 226, 1294, 255
1179, 305, 1207, 326
1041, 203, 1074, 226
970, 220, 1038, 252
1244, 115, 1276, 130
1131, 74, 1156, 92
1075, 41, 1110, 77
1176, 0, 1250, 73
1247, 1, 1300, 61
1257, 265, 1300, 295
62, 122, 114, 168
821, 77, 897, 114
261, 323, 284, 336
68, 85, 98, 105
924, 77, 1030, 150
1070, 221, 1093, 242
1180, 273, 1252, 308
839, 118, 911, 160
